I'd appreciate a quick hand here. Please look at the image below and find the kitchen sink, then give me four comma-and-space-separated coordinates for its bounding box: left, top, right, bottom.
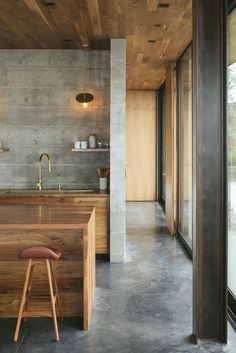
5, 189, 96, 194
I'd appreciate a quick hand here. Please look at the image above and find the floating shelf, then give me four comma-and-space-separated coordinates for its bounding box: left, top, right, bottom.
0, 148, 9, 153
72, 148, 110, 152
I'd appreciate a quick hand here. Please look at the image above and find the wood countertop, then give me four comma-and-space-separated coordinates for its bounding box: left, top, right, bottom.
0, 205, 95, 229
0, 190, 109, 198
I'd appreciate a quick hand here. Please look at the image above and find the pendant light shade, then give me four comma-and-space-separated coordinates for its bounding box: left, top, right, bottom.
76, 92, 94, 108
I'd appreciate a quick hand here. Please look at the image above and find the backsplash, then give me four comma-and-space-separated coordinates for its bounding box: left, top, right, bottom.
0, 50, 110, 189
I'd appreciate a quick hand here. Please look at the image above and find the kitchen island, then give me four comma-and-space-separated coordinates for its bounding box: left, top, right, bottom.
0, 204, 95, 330
0, 190, 110, 255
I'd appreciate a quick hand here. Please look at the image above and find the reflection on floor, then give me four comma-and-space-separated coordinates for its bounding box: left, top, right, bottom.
179, 200, 193, 247
1, 202, 236, 353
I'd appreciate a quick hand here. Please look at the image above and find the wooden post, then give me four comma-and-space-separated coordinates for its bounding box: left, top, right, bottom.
192, 0, 227, 342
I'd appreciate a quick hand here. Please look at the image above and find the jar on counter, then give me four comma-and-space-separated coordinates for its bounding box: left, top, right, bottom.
89, 134, 97, 148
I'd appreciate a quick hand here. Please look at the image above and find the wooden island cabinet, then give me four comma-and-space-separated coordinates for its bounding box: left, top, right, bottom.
0, 191, 110, 255
0, 204, 96, 329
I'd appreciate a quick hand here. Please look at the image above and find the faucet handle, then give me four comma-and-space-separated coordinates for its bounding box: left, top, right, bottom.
57, 174, 61, 191
37, 179, 42, 191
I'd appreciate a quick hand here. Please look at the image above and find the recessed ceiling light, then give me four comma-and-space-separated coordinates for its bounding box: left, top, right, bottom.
42, 1, 56, 7
148, 40, 156, 43
158, 3, 170, 8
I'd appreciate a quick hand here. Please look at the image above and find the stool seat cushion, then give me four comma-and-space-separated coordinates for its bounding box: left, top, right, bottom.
19, 246, 62, 260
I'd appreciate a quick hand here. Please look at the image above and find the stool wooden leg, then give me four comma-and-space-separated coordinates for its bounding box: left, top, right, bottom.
50, 261, 63, 321
14, 259, 32, 343
46, 259, 59, 341
24, 263, 35, 318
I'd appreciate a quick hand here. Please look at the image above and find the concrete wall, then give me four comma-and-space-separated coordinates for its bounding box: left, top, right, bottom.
0, 50, 110, 189
110, 39, 126, 262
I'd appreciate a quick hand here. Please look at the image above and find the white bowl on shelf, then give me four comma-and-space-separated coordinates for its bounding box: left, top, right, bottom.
81, 141, 88, 149
74, 141, 81, 149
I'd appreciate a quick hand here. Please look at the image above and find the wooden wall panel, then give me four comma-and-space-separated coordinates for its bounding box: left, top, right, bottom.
165, 63, 177, 235
126, 90, 157, 201
229, 7, 236, 64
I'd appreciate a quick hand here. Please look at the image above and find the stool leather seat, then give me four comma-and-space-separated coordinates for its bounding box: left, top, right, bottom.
19, 246, 62, 260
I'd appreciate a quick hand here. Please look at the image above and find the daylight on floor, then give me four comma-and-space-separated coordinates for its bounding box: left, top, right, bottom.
0, 1, 236, 353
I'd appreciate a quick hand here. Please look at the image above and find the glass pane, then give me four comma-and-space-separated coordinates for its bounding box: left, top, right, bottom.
178, 47, 192, 248
228, 7, 236, 296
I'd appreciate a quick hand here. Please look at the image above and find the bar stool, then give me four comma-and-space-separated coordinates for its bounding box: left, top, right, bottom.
14, 246, 63, 342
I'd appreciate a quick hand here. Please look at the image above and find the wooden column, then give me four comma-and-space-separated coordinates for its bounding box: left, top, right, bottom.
192, 0, 227, 342
165, 63, 176, 235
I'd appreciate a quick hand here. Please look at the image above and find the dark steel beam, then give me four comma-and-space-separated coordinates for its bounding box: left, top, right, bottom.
192, 0, 227, 342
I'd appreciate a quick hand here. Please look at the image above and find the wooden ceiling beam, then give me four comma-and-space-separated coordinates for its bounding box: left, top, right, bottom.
0, 4, 35, 47
147, 0, 160, 11
74, 10, 90, 48
86, 0, 103, 36
23, 0, 60, 45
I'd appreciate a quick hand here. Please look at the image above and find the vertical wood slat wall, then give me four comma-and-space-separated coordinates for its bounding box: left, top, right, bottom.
126, 90, 157, 201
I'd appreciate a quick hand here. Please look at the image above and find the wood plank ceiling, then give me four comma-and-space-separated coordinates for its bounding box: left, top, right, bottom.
0, 0, 192, 89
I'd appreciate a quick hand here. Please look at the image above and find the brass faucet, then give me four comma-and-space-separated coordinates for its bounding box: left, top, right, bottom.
37, 153, 52, 191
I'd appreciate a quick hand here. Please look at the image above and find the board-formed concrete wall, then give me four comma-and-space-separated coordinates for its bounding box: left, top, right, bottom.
0, 50, 110, 189
110, 39, 126, 262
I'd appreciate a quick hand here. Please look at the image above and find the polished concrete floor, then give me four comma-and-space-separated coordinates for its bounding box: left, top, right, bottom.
1, 202, 236, 353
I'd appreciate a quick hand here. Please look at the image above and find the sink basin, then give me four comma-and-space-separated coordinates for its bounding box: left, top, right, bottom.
6, 189, 96, 194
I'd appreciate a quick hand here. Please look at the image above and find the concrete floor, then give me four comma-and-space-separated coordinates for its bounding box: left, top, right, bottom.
1, 202, 236, 353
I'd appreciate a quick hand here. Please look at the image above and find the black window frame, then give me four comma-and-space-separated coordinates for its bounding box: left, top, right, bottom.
176, 43, 193, 258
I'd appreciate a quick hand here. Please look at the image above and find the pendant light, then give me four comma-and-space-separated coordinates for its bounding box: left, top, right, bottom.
76, 92, 94, 108
76, 57, 94, 108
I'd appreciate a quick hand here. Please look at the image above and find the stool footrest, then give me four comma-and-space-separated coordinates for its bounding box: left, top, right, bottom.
22, 310, 53, 318
26, 294, 52, 300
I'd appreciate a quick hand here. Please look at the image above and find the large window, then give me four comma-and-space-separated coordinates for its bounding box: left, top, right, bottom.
228, 3, 236, 321
177, 46, 192, 250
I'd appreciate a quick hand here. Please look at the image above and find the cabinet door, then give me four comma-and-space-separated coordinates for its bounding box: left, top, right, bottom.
126, 91, 157, 201
74, 197, 109, 254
